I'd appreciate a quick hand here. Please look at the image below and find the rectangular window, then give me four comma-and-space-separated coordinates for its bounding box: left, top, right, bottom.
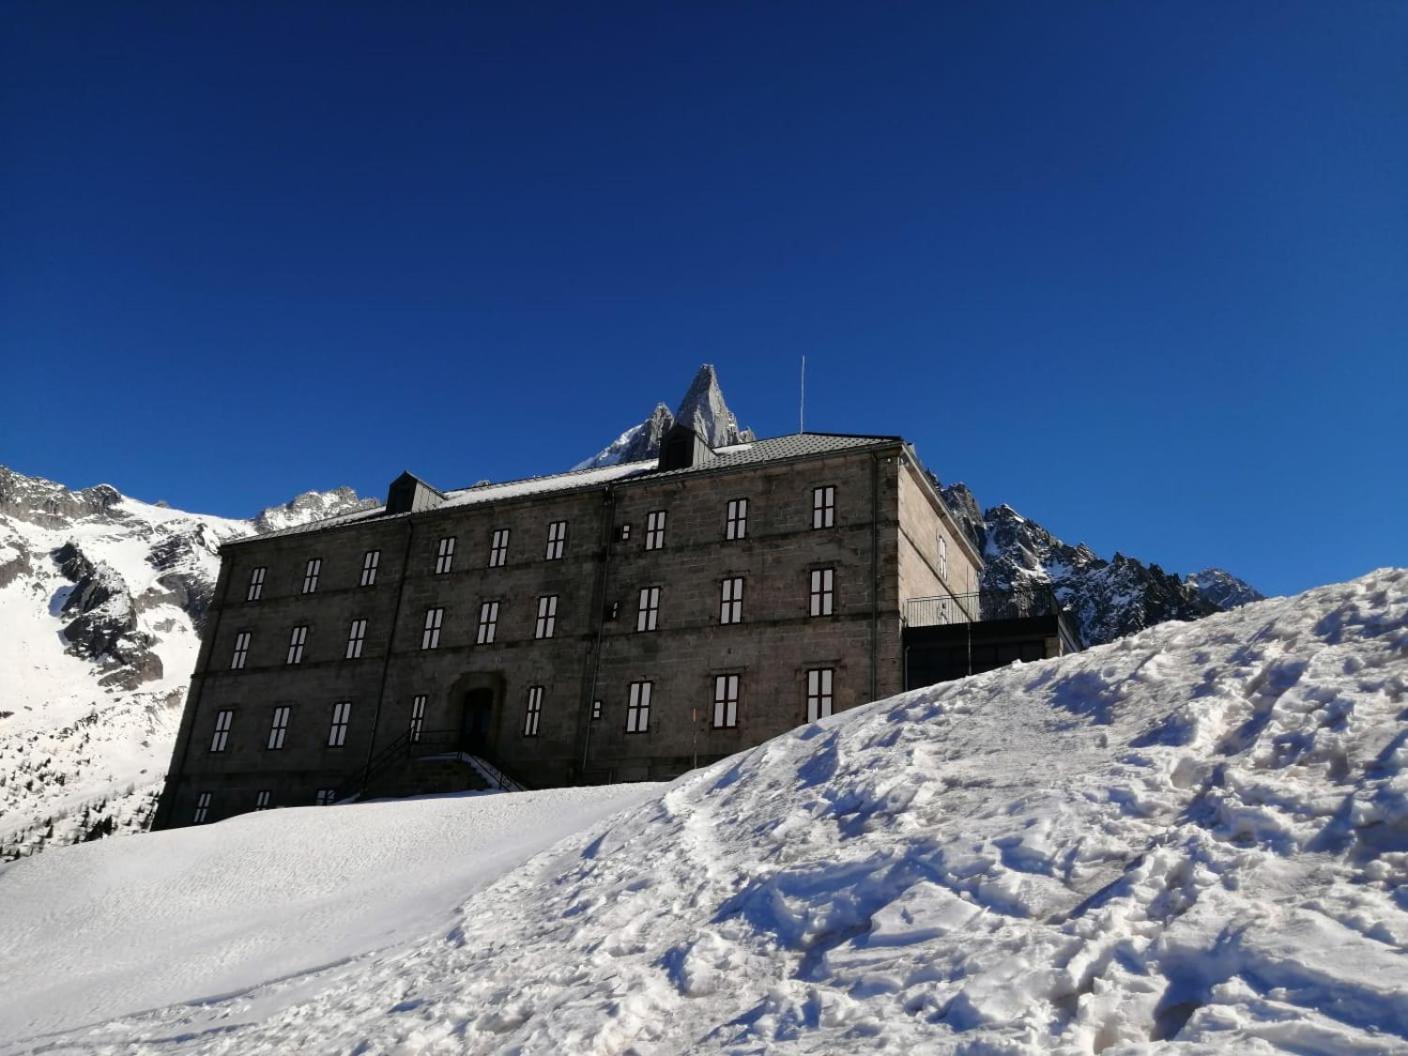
476, 601, 499, 644
807, 668, 834, 722
524, 685, 543, 736
328, 700, 351, 747
726, 498, 748, 540
345, 618, 367, 660
254, 790, 272, 811
809, 568, 835, 617
545, 520, 567, 560
422, 607, 443, 650
315, 788, 336, 806
246, 566, 266, 602
488, 528, 510, 567
409, 695, 426, 742
193, 791, 212, 824
938, 535, 949, 581
626, 681, 652, 733
644, 510, 667, 550
535, 595, 558, 639
812, 485, 835, 529
360, 549, 380, 587
720, 577, 744, 625
713, 674, 740, 729
209, 709, 233, 752
267, 705, 290, 750
591, 699, 602, 721
286, 625, 308, 664
435, 536, 455, 575
302, 557, 321, 594
231, 630, 250, 670
636, 586, 660, 632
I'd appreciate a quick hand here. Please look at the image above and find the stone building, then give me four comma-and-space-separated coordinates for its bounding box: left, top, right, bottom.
154, 427, 1070, 829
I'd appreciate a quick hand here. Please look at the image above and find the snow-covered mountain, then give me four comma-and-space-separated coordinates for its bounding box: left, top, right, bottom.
3, 569, 1403, 1053
0, 466, 374, 860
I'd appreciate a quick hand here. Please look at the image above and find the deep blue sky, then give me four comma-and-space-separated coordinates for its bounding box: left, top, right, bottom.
3, 4, 1404, 596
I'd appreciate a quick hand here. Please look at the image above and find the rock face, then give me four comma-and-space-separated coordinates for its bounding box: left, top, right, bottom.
0, 464, 373, 860
575, 365, 754, 469
1186, 567, 1266, 610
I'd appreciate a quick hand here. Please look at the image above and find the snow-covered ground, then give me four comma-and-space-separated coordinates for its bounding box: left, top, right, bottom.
2, 569, 1404, 1054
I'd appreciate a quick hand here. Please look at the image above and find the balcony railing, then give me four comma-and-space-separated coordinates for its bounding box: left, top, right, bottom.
903, 584, 1066, 628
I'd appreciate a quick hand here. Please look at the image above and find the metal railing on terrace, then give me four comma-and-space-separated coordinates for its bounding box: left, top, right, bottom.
903, 584, 1066, 629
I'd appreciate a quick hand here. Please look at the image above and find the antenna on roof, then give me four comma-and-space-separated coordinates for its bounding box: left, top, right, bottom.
799, 355, 806, 434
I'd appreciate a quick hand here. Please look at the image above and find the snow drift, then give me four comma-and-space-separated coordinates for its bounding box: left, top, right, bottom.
2, 569, 1405, 1054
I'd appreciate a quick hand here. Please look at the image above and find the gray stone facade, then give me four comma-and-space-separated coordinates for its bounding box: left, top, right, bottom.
154, 432, 982, 829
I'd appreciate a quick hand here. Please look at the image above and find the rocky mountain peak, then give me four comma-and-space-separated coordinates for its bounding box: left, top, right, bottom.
253, 486, 378, 534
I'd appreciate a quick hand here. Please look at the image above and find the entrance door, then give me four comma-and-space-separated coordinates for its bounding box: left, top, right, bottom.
460, 688, 495, 755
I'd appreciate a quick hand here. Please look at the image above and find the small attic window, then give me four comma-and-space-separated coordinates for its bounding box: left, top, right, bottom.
386, 472, 445, 515
659, 424, 714, 472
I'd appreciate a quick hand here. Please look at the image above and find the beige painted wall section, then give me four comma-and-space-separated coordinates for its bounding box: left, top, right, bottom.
896, 458, 981, 608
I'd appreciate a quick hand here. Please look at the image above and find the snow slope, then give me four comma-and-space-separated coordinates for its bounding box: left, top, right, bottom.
3, 569, 1405, 1054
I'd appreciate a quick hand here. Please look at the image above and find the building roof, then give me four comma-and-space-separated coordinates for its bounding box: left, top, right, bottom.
233, 432, 902, 546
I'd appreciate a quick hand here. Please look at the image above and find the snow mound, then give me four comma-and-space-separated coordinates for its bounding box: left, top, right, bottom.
5, 570, 1407, 1054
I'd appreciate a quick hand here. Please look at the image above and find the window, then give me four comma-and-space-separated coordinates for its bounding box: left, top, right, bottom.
315, 788, 337, 806
619, 523, 632, 541
644, 510, 667, 550
302, 557, 321, 594
231, 631, 250, 670
422, 607, 443, 650
476, 601, 499, 644
713, 674, 740, 728
409, 695, 426, 742
535, 595, 558, 639
360, 549, 380, 587
193, 792, 212, 824
812, 486, 836, 529
209, 709, 233, 752
626, 681, 652, 733
726, 498, 748, 540
246, 567, 266, 602
807, 668, 834, 722
809, 568, 835, 617
286, 625, 308, 664
267, 705, 290, 750
488, 528, 510, 567
328, 700, 351, 747
720, 577, 744, 625
938, 535, 949, 581
524, 685, 543, 736
435, 536, 456, 575
637, 586, 660, 632
591, 699, 602, 721
345, 618, 367, 660
254, 790, 272, 811
545, 520, 567, 560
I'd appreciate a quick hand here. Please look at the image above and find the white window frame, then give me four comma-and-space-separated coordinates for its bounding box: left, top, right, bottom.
246, 566, 265, 602
410, 694, 426, 742
524, 685, 543, 737
286, 625, 308, 664
720, 577, 744, 625
545, 520, 567, 560
637, 586, 660, 632
713, 674, 739, 729
328, 700, 351, 747
626, 681, 652, 733
812, 485, 836, 529
193, 791, 212, 824
254, 790, 272, 810
315, 788, 336, 806
267, 705, 290, 750
434, 536, 456, 575
726, 498, 748, 540
938, 535, 949, 581
302, 557, 321, 594
476, 601, 499, 644
422, 607, 443, 650
535, 595, 558, 639
210, 709, 233, 752
488, 528, 510, 568
231, 630, 250, 670
360, 549, 380, 587
809, 568, 835, 617
807, 667, 834, 722
644, 510, 667, 550
345, 618, 367, 660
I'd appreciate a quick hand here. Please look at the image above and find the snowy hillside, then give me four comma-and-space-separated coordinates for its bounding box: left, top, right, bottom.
0, 466, 373, 859
3, 569, 1403, 1054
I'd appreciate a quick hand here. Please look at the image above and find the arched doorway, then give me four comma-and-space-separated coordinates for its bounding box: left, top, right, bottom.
460, 688, 495, 754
